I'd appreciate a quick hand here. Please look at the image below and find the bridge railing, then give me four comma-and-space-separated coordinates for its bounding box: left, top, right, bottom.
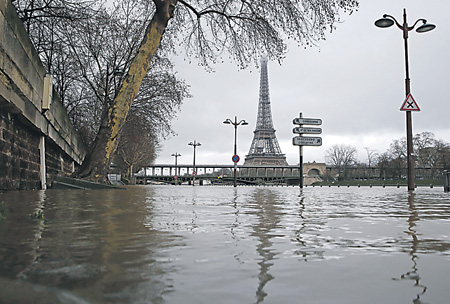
139, 164, 310, 178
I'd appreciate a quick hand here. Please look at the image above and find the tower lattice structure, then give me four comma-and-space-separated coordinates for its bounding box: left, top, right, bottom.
244, 57, 288, 166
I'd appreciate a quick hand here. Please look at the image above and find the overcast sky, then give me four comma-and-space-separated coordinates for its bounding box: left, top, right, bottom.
155, 0, 450, 167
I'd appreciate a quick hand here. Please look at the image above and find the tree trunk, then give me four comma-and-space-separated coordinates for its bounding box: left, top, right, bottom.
130, 164, 135, 185
74, 0, 177, 182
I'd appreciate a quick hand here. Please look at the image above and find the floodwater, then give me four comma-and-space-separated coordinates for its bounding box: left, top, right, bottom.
0, 186, 450, 304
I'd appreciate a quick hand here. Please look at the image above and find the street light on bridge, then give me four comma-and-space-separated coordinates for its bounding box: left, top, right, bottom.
375, 8, 435, 191
223, 116, 248, 187
171, 152, 181, 185
188, 140, 201, 186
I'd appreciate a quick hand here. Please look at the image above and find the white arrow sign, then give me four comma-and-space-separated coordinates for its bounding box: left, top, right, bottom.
293, 127, 322, 135
292, 136, 322, 146
293, 118, 322, 125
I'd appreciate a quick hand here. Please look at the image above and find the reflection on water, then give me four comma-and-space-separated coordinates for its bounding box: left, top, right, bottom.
248, 189, 282, 303
1, 186, 450, 303
0, 188, 182, 303
395, 192, 428, 304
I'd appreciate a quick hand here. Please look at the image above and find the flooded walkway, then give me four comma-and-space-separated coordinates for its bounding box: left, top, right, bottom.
1, 186, 449, 303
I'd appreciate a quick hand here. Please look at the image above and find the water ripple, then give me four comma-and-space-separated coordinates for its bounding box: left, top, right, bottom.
1, 186, 450, 303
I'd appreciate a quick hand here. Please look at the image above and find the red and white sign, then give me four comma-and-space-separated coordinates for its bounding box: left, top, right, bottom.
232, 155, 240, 163
192, 171, 197, 177
400, 94, 420, 111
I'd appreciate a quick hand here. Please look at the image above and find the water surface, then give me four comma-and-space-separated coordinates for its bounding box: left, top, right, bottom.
0, 186, 449, 303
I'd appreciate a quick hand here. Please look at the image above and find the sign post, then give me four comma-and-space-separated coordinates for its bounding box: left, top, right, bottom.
232, 154, 240, 187
299, 114, 304, 189
399, 93, 420, 191
293, 113, 323, 188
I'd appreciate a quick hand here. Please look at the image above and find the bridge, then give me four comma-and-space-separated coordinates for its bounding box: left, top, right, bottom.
136, 163, 326, 185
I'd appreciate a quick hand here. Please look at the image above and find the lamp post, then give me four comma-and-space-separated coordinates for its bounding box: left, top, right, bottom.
171, 152, 181, 185
223, 116, 249, 187
375, 8, 435, 191
188, 140, 201, 186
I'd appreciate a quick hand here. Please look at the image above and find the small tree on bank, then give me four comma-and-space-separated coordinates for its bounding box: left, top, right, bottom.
115, 112, 158, 184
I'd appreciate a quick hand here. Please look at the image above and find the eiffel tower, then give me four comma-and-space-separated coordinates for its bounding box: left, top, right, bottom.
244, 57, 288, 166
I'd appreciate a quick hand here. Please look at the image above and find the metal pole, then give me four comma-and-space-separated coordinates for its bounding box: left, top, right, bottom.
39, 136, 47, 190
175, 154, 178, 185
376, 9, 435, 190
224, 116, 247, 186
444, 170, 449, 192
192, 144, 196, 186
233, 116, 238, 187
403, 8, 415, 191
299, 112, 303, 188
172, 153, 180, 185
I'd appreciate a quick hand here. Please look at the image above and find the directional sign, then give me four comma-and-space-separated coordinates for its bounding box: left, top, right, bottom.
293, 127, 322, 135
232, 155, 240, 163
293, 118, 322, 125
400, 93, 420, 111
292, 136, 322, 146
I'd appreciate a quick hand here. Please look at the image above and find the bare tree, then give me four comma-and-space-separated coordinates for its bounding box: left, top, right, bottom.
436, 140, 450, 172
82, 0, 359, 181
414, 132, 436, 150
325, 144, 358, 180
115, 113, 158, 184
377, 152, 391, 180
364, 147, 378, 167
375, 132, 450, 179
14, 0, 189, 155
385, 139, 406, 179
414, 132, 450, 178
15, 0, 359, 181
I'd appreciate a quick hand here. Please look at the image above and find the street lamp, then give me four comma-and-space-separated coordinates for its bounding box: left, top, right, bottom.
188, 140, 201, 186
223, 116, 249, 187
171, 152, 181, 185
375, 8, 435, 191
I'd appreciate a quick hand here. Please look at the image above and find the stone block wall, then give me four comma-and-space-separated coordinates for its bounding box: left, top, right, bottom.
45, 140, 74, 180
0, 107, 76, 190
0, 0, 87, 190
0, 111, 40, 189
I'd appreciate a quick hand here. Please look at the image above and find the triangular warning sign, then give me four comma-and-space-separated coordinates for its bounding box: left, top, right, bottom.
400, 93, 420, 111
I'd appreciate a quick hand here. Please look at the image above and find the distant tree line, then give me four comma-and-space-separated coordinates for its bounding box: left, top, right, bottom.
325, 132, 450, 181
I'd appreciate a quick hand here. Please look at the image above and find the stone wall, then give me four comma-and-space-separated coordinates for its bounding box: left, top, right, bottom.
0, 111, 40, 189
303, 162, 326, 177
0, 0, 87, 190
45, 140, 75, 180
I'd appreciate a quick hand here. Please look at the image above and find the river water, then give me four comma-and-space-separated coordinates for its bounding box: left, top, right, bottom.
0, 186, 449, 303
